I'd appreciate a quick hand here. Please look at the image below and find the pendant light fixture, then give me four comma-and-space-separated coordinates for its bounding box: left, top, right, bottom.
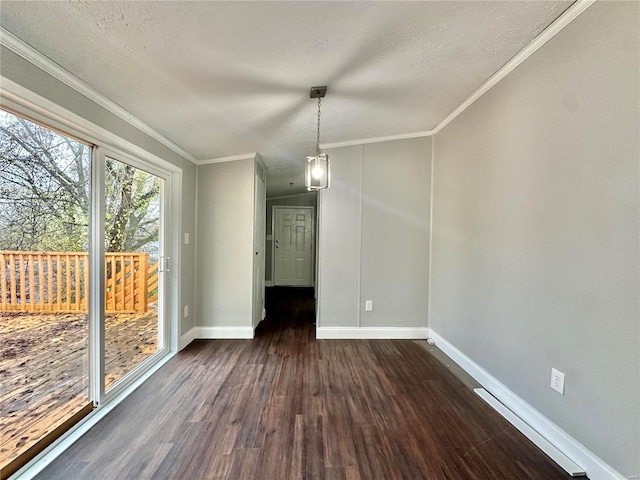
305, 86, 330, 191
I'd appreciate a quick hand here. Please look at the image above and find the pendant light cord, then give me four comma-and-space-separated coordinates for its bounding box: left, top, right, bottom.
316, 96, 321, 156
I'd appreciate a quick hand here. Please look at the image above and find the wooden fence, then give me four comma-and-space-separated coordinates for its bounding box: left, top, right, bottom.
0, 251, 159, 314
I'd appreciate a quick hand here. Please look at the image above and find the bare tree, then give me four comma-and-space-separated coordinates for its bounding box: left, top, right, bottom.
104, 160, 159, 253
0, 110, 159, 254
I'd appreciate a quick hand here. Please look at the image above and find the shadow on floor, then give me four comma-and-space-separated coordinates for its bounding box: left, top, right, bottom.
255, 287, 315, 337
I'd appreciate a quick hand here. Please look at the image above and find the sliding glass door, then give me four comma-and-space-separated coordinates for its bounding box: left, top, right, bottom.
0, 110, 93, 476
0, 109, 173, 476
103, 155, 166, 392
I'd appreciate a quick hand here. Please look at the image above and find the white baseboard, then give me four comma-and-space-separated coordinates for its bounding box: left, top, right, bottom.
316, 327, 428, 339
428, 329, 628, 480
191, 326, 255, 339
179, 327, 198, 350
265, 281, 273, 287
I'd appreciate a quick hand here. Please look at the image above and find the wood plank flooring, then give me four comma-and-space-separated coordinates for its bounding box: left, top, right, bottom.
35, 288, 574, 479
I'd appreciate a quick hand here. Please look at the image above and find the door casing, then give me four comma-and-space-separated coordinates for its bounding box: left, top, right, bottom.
253, 174, 266, 327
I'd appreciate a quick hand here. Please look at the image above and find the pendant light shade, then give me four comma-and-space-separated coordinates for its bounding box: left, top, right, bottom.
305, 153, 330, 191
305, 86, 330, 191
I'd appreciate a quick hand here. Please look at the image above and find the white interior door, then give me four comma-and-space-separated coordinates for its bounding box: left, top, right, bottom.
273, 207, 313, 286
253, 175, 266, 327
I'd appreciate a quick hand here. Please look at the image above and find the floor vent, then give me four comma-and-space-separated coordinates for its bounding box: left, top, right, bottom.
474, 388, 587, 478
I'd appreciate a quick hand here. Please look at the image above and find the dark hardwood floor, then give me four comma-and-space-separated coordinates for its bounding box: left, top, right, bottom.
35, 287, 574, 479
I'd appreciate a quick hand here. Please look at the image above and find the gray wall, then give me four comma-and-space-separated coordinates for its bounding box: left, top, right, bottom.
265, 192, 317, 282
0, 45, 198, 337
319, 137, 431, 329
196, 160, 254, 328
317, 145, 363, 327
430, 2, 639, 476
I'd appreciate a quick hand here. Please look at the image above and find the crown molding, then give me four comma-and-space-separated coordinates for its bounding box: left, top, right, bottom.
432, 0, 596, 135
196, 152, 257, 165
0, 27, 198, 164
266, 191, 316, 201
197, 131, 435, 165
321, 130, 433, 150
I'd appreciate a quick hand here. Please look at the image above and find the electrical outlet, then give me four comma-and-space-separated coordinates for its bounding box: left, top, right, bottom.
550, 368, 565, 395
365, 300, 373, 312
184, 232, 190, 245
183, 305, 189, 318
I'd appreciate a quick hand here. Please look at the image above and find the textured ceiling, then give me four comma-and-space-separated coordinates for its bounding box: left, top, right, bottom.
0, 1, 571, 196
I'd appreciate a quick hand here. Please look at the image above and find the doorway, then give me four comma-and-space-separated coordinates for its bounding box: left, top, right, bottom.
260, 194, 318, 335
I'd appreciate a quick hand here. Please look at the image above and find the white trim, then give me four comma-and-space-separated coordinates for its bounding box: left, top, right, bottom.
316, 327, 428, 340
89, 148, 106, 404
475, 388, 586, 477
13, 353, 174, 480
270, 204, 276, 284
197, 152, 257, 165
431, 0, 596, 134
0, 27, 197, 164
267, 192, 317, 201
251, 166, 267, 329
428, 329, 628, 480
88, 147, 105, 405
179, 327, 198, 350
265, 280, 274, 287
321, 131, 433, 150
169, 171, 183, 355
192, 326, 255, 339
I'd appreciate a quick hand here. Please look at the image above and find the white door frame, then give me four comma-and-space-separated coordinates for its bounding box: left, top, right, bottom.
253, 174, 266, 327
271, 206, 315, 287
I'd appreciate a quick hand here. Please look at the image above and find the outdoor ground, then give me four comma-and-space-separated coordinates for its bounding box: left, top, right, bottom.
0, 311, 158, 470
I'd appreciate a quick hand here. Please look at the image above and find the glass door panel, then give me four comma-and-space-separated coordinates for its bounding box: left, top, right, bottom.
103, 156, 163, 391
0, 109, 92, 476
